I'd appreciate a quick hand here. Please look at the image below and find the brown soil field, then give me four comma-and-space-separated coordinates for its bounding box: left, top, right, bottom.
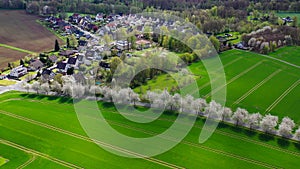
0, 47, 28, 69
0, 10, 63, 52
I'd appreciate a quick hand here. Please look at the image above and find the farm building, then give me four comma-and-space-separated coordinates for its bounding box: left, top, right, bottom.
9, 66, 27, 78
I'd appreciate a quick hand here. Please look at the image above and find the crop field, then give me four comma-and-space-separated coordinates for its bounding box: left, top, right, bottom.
0, 46, 28, 68
136, 47, 300, 123
1, 92, 300, 168
0, 10, 64, 68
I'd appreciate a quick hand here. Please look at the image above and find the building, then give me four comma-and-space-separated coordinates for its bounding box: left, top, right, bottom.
57, 62, 67, 73
116, 40, 131, 51
29, 59, 44, 71
41, 69, 56, 81
136, 39, 151, 50
10, 66, 27, 78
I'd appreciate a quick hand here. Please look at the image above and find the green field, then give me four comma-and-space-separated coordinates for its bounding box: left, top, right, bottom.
1, 92, 300, 168
136, 47, 300, 123
276, 12, 300, 26
0, 156, 8, 167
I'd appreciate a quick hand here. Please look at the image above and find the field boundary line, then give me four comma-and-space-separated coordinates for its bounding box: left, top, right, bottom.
265, 79, 300, 112
16, 155, 36, 169
233, 69, 282, 105
0, 44, 35, 54
205, 61, 264, 98
0, 110, 184, 169
237, 49, 300, 69
0, 139, 82, 169
194, 57, 243, 94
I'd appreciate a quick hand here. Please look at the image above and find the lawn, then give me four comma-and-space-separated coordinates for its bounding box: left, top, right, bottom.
135, 49, 300, 122
0, 80, 16, 86
276, 12, 300, 26
1, 92, 300, 168
0, 156, 8, 167
269, 46, 300, 66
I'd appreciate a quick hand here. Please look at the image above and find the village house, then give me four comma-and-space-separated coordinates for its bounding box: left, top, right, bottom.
29, 59, 44, 71
49, 55, 58, 63
41, 69, 56, 81
136, 39, 151, 50
116, 40, 131, 51
10, 66, 27, 78
67, 57, 79, 69
56, 62, 67, 73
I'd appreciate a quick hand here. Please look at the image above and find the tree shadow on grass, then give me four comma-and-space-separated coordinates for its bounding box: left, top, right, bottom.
217, 122, 229, 129
46, 95, 59, 101
293, 142, 300, 151
229, 125, 243, 133
277, 138, 290, 148
25, 93, 39, 99
244, 129, 256, 137
58, 97, 73, 104
102, 102, 114, 108
258, 133, 275, 142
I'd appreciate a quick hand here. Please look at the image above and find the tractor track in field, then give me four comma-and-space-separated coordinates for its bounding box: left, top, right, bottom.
0, 140, 82, 169
102, 119, 278, 169
191, 57, 243, 96
0, 110, 184, 169
2, 98, 300, 159
16, 155, 36, 169
2, 97, 300, 157
233, 69, 282, 105
265, 79, 300, 112
0, 109, 280, 169
205, 61, 264, 98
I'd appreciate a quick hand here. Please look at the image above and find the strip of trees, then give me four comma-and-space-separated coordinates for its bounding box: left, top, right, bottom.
24, 77, 300, 141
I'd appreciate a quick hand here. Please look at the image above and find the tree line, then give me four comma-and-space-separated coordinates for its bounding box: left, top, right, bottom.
24, 77, 300, 141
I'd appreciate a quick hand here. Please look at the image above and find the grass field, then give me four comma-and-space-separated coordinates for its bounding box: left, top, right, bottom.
0, 10, 64, 69
0, 156, 8, 167
1, 92, 300, 168
276, 12, 300, 26
0, 80, 16, 86
269, 46, 300, 66
135, 47, 300, 123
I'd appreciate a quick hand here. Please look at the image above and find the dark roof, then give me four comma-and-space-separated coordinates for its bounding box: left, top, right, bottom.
77, 55, 84, 61
30, 60, 44, 69
99, 61, 110, 68
67, 57, 77, 65
42, 69, 52, 75
57, 62, 67, 69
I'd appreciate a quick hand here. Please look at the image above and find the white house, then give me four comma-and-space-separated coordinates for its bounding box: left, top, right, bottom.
10, 66, 27, 78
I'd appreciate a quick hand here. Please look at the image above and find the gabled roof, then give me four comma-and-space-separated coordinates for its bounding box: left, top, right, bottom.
67, 57, 77, 65
30, 60, 44, 69
49, 55, 58, 62
57, 62, 67, 70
